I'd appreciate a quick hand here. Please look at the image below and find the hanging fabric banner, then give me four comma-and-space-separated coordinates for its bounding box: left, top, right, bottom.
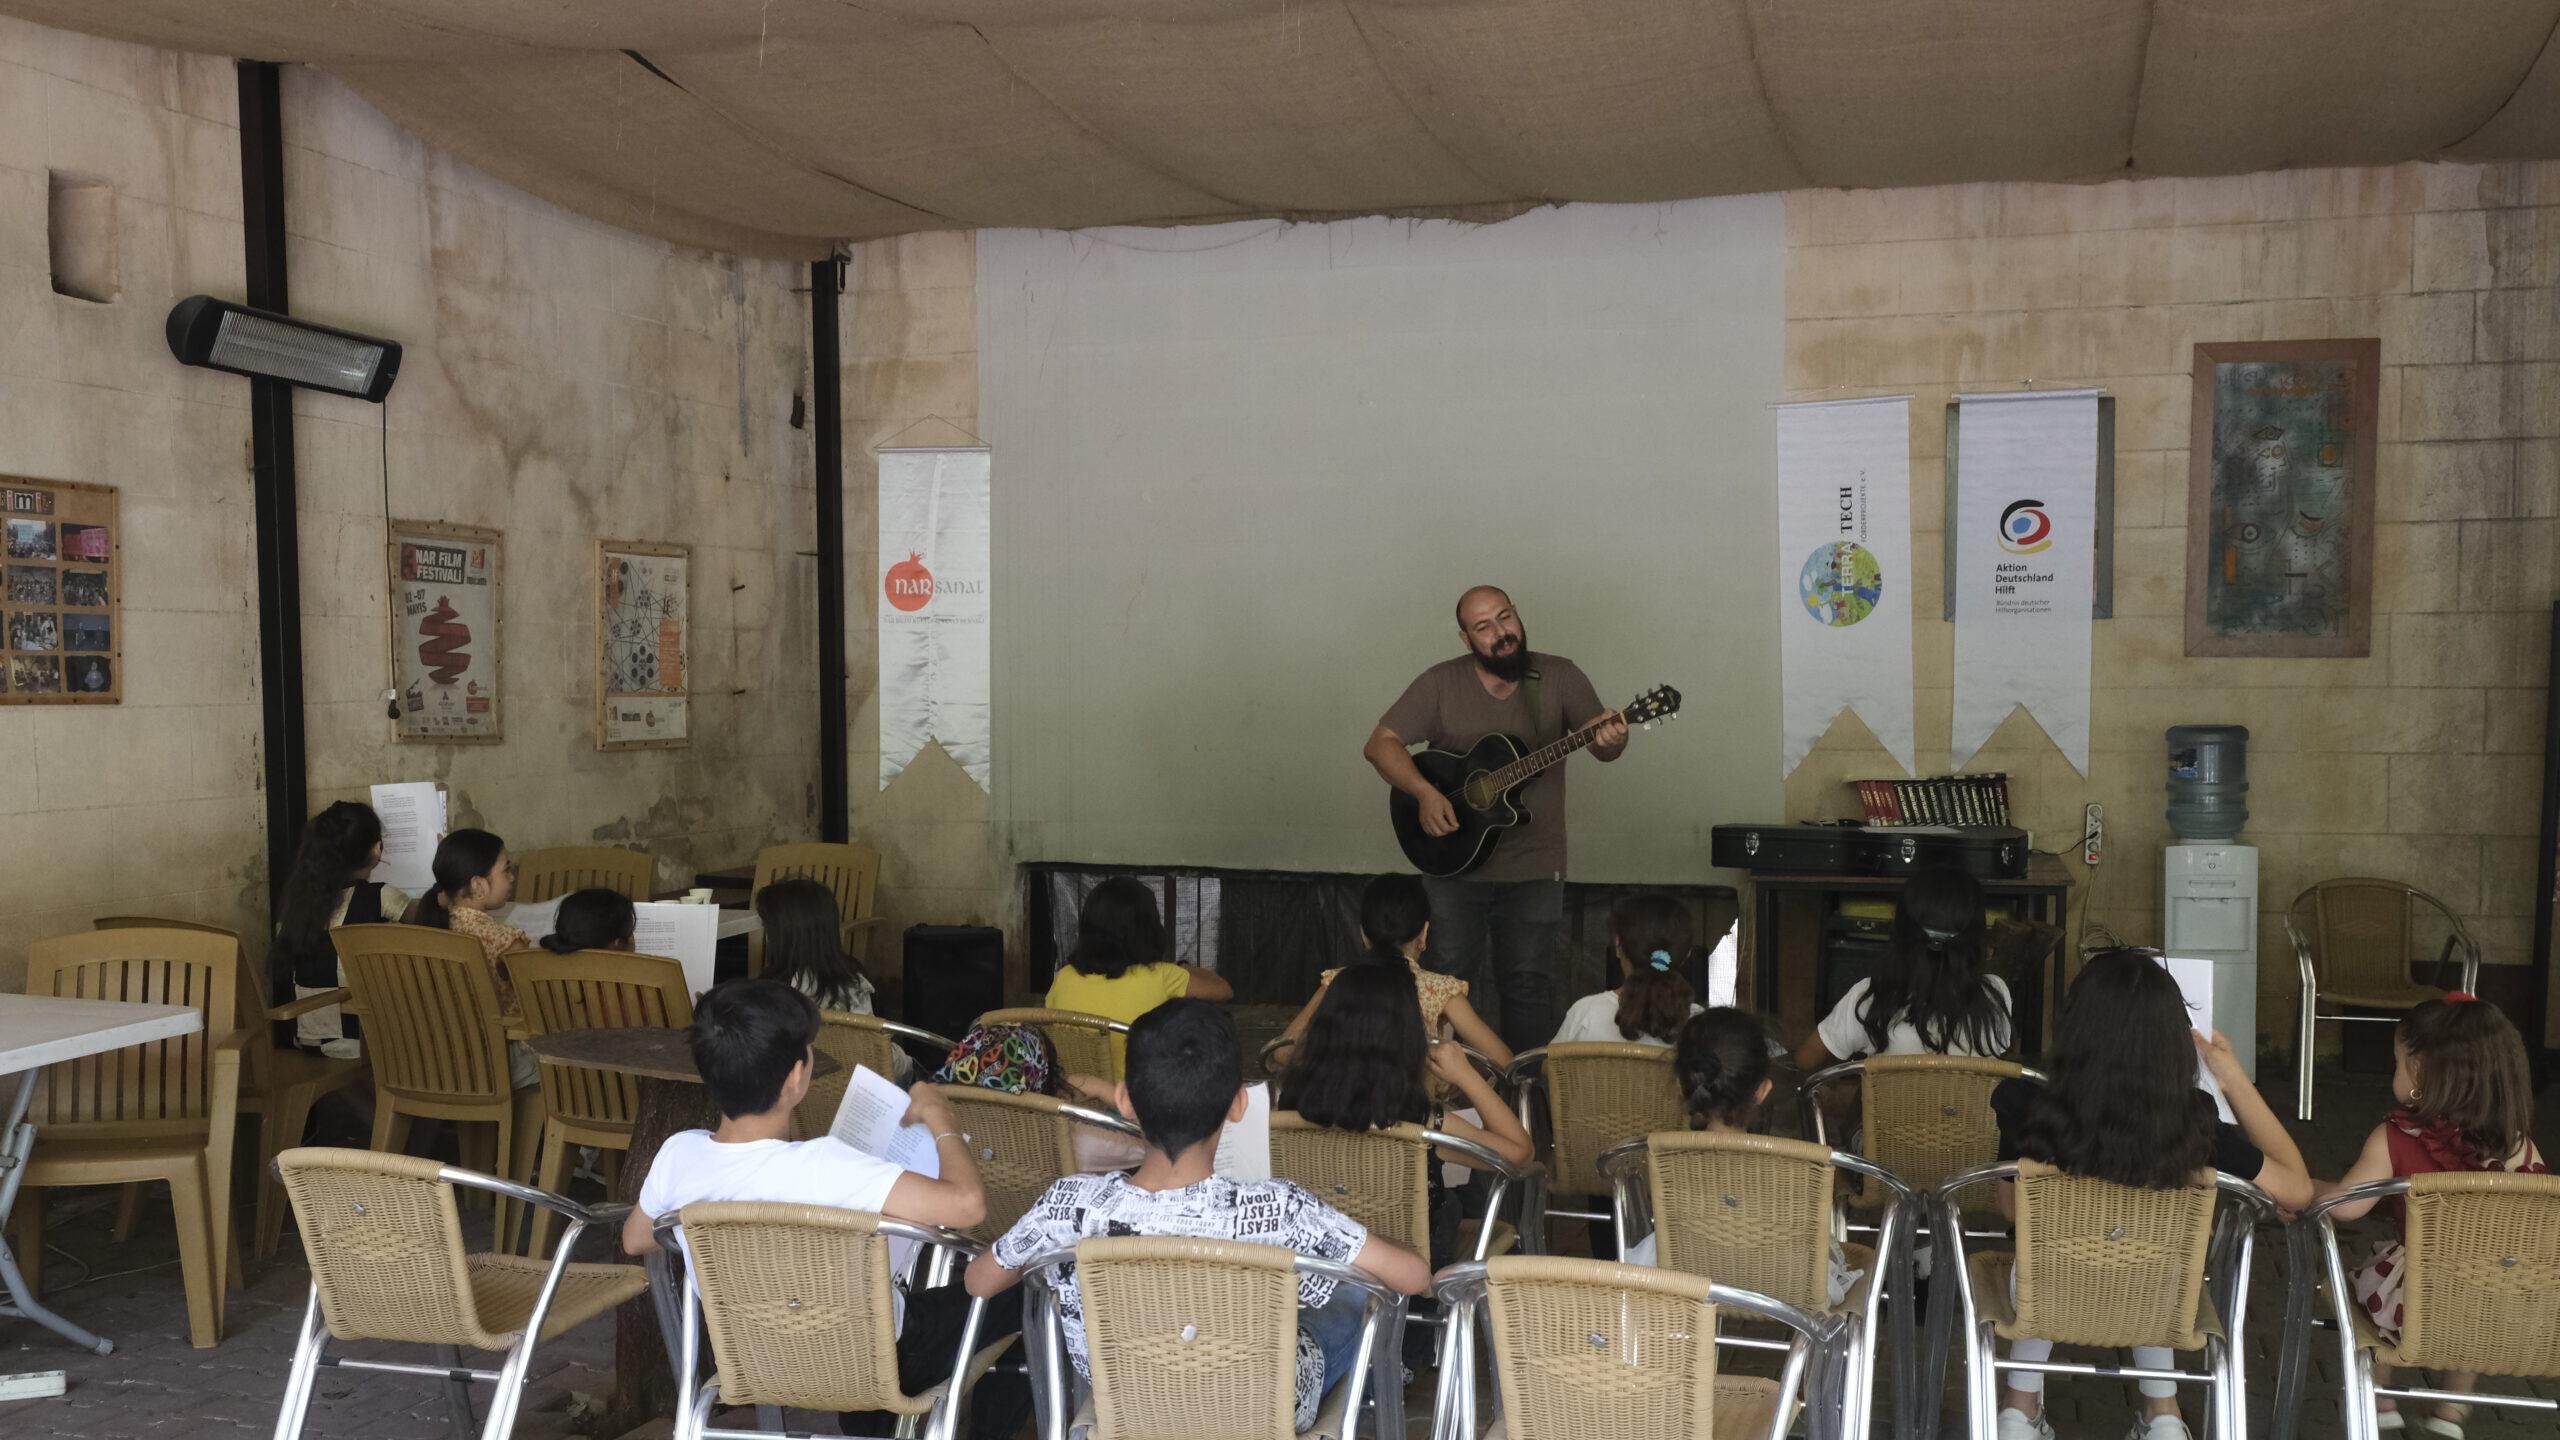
1776, 396, 1914, 776
1952, 391, 2098, 775
878, 447, 991, 792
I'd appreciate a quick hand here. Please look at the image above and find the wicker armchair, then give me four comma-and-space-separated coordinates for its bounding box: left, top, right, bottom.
1014, 1235, 1401, 1440
926, 1085, 1145, 1241
1430, 1255, 1821, 1440
1941, 1161, 2275, 1440
508, 948, 693, 1255
656, 1202, 1010, 1440
2288, 880, 2482, 1122
748, 841, 884, 975
979, 1007, 1132, 1083
511, 846, 656, 903
2273, 1173, 2560, 1440
1505, 1042, 1685, 1247
1604, 1132, 1914, 1440
270, 1147, 642, 1440
795, 1011, 960, 1140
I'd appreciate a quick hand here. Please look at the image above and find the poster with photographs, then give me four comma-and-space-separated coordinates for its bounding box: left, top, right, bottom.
597, 540, 688, 749
389, 521, 502, 741
1, 477, 118, 705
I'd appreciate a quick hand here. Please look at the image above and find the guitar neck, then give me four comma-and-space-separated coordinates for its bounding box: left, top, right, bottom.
1485, 714, 1611, 794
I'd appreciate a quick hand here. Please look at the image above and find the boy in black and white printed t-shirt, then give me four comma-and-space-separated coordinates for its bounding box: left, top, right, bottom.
967, 1000, 1430, 1429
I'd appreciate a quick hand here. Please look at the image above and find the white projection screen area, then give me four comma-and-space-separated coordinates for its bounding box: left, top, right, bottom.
978, 198, 1788, 884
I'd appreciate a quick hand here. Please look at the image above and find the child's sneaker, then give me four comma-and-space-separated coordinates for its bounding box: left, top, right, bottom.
2124, 1414, 2192, 1440
1998, 1407, 2056, 1440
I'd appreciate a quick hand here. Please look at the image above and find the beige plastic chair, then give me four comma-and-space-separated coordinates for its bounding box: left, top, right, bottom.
1014, 1234, 1401, 1440
927, 1084, 1145, 1241
271, 1147, 643, 1440
1941, 1160, 2275, 1440
2288, 879, 2481, 1121
748, 841, 883, 975
1430, 1255, 1821, 1440
979, 1007, 1131, 1083
1505, 1042, 1685, 1246
793, 1011, 959, 1140
10, 926, 247, 1348
512, 846, 657, 903
2274, 1172, 2560, 1440
331, 924, 547, 1251
508, 948, 693, 1255
656, 1201, 1011, 1440
1604, 1131, 1914, 1440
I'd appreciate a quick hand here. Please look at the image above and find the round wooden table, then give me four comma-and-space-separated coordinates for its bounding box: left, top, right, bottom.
524, 1026, 840, 1431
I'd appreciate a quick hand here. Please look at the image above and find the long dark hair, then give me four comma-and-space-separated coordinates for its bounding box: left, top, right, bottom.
1612, 892, 1696, 1042
540, 888, 638, 954
756, 877, 870, 1010
2017, 948, 2215, 1189
1279, 961, 1431, 1133
1358, 874, 1430, 966
1674, 1008, 1771, 1131
273, 801, 384, 986
1064, 877, 1168, 981
414, 829, 506, 929
2400, 998, 2536, 1165
1859, 867, 2009, 1056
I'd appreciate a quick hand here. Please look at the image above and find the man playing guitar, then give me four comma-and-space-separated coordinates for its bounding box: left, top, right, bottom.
1365, 585, 1627, 1053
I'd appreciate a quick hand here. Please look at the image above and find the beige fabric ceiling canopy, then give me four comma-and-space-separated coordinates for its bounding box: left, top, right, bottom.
12, 0, 2560, 257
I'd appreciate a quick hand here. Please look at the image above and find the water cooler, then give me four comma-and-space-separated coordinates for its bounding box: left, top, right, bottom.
2162, 725, 2257, 1077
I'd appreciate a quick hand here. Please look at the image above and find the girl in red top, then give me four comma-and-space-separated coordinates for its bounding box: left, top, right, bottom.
2319, 996, 2545, 1440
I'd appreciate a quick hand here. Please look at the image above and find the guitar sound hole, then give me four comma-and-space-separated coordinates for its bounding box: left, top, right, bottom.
1461, 778, 1494, 811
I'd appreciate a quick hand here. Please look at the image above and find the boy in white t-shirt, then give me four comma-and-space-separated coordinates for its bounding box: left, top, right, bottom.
624, 978, 1022, 1437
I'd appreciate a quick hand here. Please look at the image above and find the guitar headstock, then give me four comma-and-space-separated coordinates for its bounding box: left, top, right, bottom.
1622, 683, 1682, 729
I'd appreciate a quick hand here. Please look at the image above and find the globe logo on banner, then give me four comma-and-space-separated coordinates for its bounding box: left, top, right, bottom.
1997, 498, 2053, 555
1799, 541, 1883, 627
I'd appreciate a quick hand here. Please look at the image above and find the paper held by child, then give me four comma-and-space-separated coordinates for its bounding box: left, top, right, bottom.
502, 896, 565, 946
828, 1064, 941, 1178
369, 781, 446, 895
1212, 1081, 1272, 1182
2160, 954, 2237, 1124
634, 901, 723, 997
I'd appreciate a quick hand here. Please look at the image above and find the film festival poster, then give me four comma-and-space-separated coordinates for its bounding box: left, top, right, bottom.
389, 520, 502, 741
596, 540, 689, 750
1, 476, 120, 705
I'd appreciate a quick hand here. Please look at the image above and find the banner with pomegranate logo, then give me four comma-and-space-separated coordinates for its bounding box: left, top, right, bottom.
878, 447, 990, 791
1952, 391, 2097, 775
1776, 396, 1913, 777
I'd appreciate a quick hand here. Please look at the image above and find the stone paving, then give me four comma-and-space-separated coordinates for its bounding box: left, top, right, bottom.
0, 1058, 2552, 1439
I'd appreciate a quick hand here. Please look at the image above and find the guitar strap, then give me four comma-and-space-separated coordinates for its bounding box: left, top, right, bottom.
1522, 663, 1551, 747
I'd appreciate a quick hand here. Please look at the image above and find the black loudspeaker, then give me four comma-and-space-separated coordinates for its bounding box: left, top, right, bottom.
902, 924, 1005, 1045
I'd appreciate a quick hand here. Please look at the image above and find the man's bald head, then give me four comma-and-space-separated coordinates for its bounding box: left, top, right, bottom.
1454, 586, 1512, 627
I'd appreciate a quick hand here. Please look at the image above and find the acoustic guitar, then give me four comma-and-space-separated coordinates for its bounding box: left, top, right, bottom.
1389, 683, 1683, 877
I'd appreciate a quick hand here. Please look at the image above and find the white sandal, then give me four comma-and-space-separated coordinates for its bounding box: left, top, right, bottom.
2418, 1417, 2464, 1440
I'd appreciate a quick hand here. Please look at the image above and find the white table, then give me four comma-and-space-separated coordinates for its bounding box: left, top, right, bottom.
0, 994, 201, 1355
715, 906, 760, 941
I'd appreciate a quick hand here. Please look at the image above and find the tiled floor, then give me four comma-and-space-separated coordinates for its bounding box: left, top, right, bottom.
0, 1047, 2551, 1439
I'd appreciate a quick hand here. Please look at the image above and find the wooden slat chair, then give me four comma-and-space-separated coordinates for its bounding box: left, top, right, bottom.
1505, 1042, 1686, 1249
331, 924, 547, 1251
513, 846, 657, 904
11, 926, 248, 1347
508, 948, 693, 1256
272, 1147, 642, 1440
747, 841, 883, 976
978, 1007, 1131, 1083
793, 1011, 959, 1141
2287, 879, 2480, 1122
1430, 1255, 1821, 1440
925, 1085, 1143, 1243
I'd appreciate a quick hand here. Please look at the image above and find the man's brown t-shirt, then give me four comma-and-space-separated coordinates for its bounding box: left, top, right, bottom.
1379, 653, 1604, 884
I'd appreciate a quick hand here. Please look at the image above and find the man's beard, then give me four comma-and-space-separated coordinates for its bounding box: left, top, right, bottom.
1474, 631, 1531, 683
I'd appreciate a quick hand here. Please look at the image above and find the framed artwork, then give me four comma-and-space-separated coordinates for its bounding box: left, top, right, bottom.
2186, 339, 2380, 657
597, 540, 689, 750
1, 477, 120, 704
389, 520, 502, 741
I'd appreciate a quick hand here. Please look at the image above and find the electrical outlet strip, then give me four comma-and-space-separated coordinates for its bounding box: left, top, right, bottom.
2083, 803, 2105, 866
0, 1371, 67, 1401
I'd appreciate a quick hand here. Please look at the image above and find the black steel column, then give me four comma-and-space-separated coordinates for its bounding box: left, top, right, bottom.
239, 59, 306, 909
813, 260, 849, 843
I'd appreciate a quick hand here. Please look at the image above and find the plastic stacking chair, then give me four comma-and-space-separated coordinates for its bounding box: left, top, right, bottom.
928, 1085, 1145, 1241
332, 924, 547, 1250
1505, 1042, 1685, 1248
794, 1011, 959, 1140
512, 846, 656, 903
508, 949, 693, 1255
2287, 880, 2481, 1121
1015, 1235, 1401, 1440
10, 926, 247, 1348
1430, 1255, 1822, 1440
748, 841, 883, 974
271, 1147, 643, 1440
657, 1202, 1011, 1440
979, 1007, 1131, 1084
1941, 1161, 2275, 1440
1604, 1132, 1914, 1440
1270, 1113, 1539, 1262
2271, 1173, 2560, 1440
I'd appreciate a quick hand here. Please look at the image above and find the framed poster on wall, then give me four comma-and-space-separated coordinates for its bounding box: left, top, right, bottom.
597, 540, 688, 749
389, 520, 501, 741
1, 477, 119, 704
